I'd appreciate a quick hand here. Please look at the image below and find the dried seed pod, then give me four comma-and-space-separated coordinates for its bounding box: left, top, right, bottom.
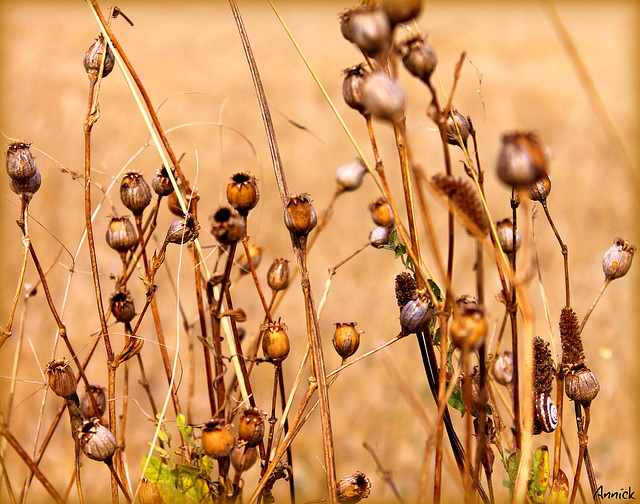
105, 215, 138, 254
457, 367, 484, 417
167, 183, 194, 216
238, 407, 266, 447
45, 358, 77, 398
382, 0, 421, 25
339, 6, 391, 59
394, 271, 418, 309
362, 71, 405, 123
138, 479, 163, 504
202, 420, 235, 460
602, 237, 635, 280
368, 225, 392, 248
450, 296, 487, 349
10, 167, 41, 202
210, 206, 245, 245
400, 294, 434, 334
5, 141, 37, 183
336, 471, 372, 503
109, 290, 136, 323
231, 445, 259, 474
529, 173, 551, 202
533, 393, 558, 434
333, 322, 361, 359
565, 367, 600, 407
398, 35, 437, 83
267, 258, 290, 292
284, 193, 317, 236
368, 198, 394, 227
444, 110, 471, 148
83, 35, 115, 78
496, 219, 522, 253
261, 321, 290, 363
496, 131, 548, 188
336, 159, 367, 191
80, 385, 107, 419
559, 307, 584, 371
151, 166, 175, 197
166, 213, 199, 245
492, 351, 514, 385
431, 173, 490, 238
79, 418, 117, 461
342, 64, 370, 117
120, 171, 152, 216
226, 172, 260, 214
237, 243, 262, 274
533, 336, 555, 396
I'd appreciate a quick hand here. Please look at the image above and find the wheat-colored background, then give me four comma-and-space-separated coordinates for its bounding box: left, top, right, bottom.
1, 1, 638, 503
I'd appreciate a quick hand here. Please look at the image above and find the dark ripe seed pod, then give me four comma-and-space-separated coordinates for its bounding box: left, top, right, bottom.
5, 141, 37, 183
166, 213, 199, 244
339, 6, 391, 59
284, 193, 317, 236
84, 36, 115, 78
496, 219, 522, 253
202, 420, 235, 459
534, 393, 558, 434
138, 479, 163, 504
368, 197, 394, 227
237, 243, 262, 274
382, 0, 421, 25
210, 206, 245, 245
559, 307, 584, 371
227, 172, 260, 214
105, 215, 138, 253
167, 184, 194, 216
80, 385, 107, 419
238, 407, 266, 447
151, 166, 175, 197
394, 271, 418, 308
231, 445, 259, 474
529, 172, 551, 202
400, 294, 434, 334
602, 237, 636, 280
336, 471, 372, 503
450, 296, 487, 349
362, 71, 405, 123
120, 171, 152, 216
336, 159, 367, 191
492, 351, 514, 385
79, 418, 117, 461
533, 336, 555, 396
565, 367, 600, 406
342, 64, 370, 116
261, 321, 290, 363
399, 35, 437, 83
332, 322, 361, 359
368, 225, 392, 248
496, 131, 548, 188
445, 110, 471, 148
45, 358, 77, 398
109, 290, 136, 323
267, 258, 290, 292
10, 168, 41, 202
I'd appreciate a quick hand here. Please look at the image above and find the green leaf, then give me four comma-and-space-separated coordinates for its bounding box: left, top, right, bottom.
427, 279, 443, 302
528, 446, 550, 504
448, 384, 465, 416
432, 327, 441, 346
149, 442, 171, 459
504, 449, 521, 501
157, 428, 170, 443
176, 413, 187, 427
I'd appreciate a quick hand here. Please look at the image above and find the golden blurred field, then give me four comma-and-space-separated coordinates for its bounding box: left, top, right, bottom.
1, 1, 638, 503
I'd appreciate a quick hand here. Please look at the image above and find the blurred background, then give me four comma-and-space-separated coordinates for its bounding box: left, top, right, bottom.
1, 1, 638, 502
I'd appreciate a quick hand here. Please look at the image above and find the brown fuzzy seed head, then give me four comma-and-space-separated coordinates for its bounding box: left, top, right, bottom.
432, 174, 490, 238
533, 336, 555, 396
559, 307, 584, 370
395, 272, 418, 308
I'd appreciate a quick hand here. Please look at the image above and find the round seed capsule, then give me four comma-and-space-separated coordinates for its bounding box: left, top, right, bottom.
151, 166, 176, 197
138, 479, 163, 504
336, 159, 367, 191
238, 407, 266, 447
166, 214, 199, 244
496, 131, 548, 188
565, 367, 600, 407
450, 296, 487, 350
332, 322, 361, 359
400, 295, 434, 334
106, 215, 138, 254
368, 198, 394, 227
602, 237, 635, 280
267, 258, 290, 292
10, 168, 41, 202
5, 141, 37, 183
79, 418, 117, 461
261, 321, 290, 363
492, 351, 514, 385
284, 193, 317, 236
210, 206, 245, 245
382, 0, 421, 25
120, 172, 152, 216
202, 420, 235, 459
342, 64, 370, 117
226, 172, 260, 214
231, 445, 259, 474
337, 471, 372, 503
445, 110, 471, 148
362, 71, 405, 123
399, 35, 437, 84
496, 219, 522, 253
340, 5, 391, 59
83, 35, 115, 78
45, 358, 77, 399
109, 290, 136, 323
80, 385, 107, 420
529, 173, 551, 202
369, 225, 392, 248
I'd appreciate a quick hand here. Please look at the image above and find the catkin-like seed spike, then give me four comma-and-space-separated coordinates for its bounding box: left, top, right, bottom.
395, 271, 417, 308
431, 174, 490, 238
533, 336, 554, 395
559, 307, 584, 370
